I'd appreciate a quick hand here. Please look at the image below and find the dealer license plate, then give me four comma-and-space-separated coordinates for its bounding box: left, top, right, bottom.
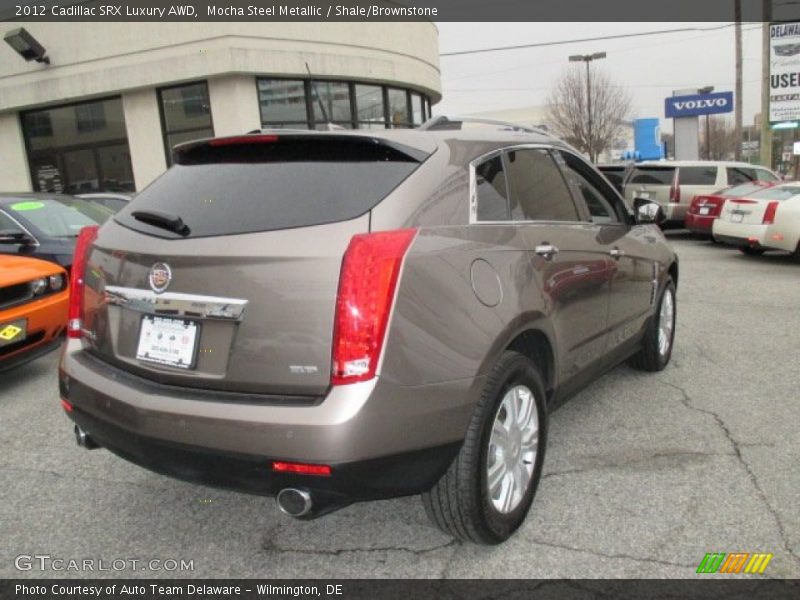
731, 212, 744, 223
0, 319, 26, 347
136, 315, 199, 369
699, 207, 711, 215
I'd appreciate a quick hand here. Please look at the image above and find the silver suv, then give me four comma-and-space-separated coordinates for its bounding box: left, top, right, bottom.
60, 118, 678, 544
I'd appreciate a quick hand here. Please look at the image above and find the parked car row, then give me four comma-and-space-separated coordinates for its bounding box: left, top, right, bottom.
599, 161, 780, 222
0, 192, 129, 371
598, 160, 798, 259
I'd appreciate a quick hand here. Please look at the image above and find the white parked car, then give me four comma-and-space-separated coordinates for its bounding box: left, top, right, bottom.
713, 183, 800, 257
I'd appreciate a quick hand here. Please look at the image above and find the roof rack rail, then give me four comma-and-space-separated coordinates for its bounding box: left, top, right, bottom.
418, 115, 546, 135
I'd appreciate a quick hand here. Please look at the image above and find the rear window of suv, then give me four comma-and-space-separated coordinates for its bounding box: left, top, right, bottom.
627, 167, 675, 185
679, 166, 718, 185
115, 136, 429, 238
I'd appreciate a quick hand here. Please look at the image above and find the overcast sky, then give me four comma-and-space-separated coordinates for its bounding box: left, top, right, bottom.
434, 22, 764, 133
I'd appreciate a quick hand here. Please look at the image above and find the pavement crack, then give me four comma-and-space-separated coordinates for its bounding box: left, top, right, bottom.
261, 525, 459, 559
658, 379, 800, 567
541, 450, 732, 479
261, 538, 457, 558
529, 537, 696, 569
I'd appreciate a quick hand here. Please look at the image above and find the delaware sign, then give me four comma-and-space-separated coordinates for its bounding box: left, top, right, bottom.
665, 92, 734, 119
770, 21, 800, 122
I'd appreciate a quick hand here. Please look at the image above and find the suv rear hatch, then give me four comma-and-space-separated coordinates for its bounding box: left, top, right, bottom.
625, 165, 676, 206
79, 133, 431, 397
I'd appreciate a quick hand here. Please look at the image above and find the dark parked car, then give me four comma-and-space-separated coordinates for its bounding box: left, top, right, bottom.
60, 119, 678, 544
0, 193, 114, 271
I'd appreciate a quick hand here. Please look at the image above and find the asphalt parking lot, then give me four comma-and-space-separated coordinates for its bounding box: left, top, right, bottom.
1, 233, 798, 580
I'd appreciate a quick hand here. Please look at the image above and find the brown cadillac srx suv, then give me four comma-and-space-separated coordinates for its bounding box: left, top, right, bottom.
59, 118, 678, 544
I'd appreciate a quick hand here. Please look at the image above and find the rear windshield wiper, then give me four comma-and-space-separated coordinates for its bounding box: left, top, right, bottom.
131, 210, 190, 236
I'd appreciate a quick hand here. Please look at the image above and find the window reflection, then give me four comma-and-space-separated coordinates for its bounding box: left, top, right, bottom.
21, 97, 134, 194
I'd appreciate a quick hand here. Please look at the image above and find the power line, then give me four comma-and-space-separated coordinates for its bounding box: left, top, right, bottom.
440, 23, 742, 57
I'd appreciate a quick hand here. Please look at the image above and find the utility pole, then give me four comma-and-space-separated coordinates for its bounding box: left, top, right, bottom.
735, 0, 743, 161
761, 0, 773, 168
569, 52, 606, 162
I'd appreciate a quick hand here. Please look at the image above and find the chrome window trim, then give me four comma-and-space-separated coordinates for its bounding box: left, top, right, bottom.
0, 208, 41, 248
104, 286, 248, 321
469, 143, 587, 226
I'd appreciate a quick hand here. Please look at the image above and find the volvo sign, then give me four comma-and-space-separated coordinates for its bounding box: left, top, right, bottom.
665, 92, 734, 119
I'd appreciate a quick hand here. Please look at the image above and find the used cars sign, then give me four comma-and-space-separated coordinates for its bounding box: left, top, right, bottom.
664, 92, 734, 119
770, 21, 800, 122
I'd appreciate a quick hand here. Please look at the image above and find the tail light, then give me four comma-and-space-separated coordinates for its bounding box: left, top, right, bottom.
331, 229, 417, 385
763, 201, 779, 224
67, 225, 99, 339
669, 173, 680, 203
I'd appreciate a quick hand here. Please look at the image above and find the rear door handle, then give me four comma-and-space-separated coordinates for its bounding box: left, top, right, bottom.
609, 247, 625, 259
534, 244, 559, 260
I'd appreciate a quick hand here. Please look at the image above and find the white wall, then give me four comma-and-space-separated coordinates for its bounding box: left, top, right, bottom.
0, 23, 441, 112
208, 75, 261, 136
0, 113, 32, 191
121, 89, 167, 190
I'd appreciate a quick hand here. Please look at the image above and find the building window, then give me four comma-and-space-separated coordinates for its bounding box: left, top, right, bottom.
258, 78, 311, 129
158, 81, 214, 165
387, 88, 410, 128
21, 97, 134, 194
309, 80, 352, 128
75, 102, 106, 133
410, 92, 424, 126
258, 77, 429, 131
354, 84, 386, 129
24, 112, 53, 138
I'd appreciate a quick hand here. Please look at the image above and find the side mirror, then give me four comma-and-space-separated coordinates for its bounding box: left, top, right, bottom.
633, 198, 665, 225
0, 230, 34, 246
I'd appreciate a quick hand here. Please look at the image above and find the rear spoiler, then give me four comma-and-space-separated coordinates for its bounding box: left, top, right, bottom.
172, 132, 432, 165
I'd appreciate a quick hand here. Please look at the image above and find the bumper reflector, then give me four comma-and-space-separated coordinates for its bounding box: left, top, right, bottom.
60, 398, 73, 412
272, 461, 332, 477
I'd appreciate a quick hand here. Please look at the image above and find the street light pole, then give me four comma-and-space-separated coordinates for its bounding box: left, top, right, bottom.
569, 52, 606, 162
699, 86, 715, 160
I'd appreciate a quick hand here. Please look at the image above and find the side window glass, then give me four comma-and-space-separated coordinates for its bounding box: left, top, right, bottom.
475, 155, 510, 222
727, 167, 755, 185
505, 148, 579, 222
558, 151, 622, 224
0, 211, 23, 233
755, 168, 779, 182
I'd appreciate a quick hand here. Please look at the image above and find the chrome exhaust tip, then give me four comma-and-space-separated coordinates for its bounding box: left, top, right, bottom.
276, 488, 313, 518
74, 425, 100, 450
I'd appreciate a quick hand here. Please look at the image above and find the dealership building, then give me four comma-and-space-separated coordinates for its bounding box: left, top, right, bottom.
0, 22, 441, 194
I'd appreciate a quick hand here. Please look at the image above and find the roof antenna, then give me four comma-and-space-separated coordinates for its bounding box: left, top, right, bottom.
306, 62, 331, 127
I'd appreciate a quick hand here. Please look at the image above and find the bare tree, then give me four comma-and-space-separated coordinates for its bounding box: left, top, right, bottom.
702, 116, 738, 160
545, 66, 632, 163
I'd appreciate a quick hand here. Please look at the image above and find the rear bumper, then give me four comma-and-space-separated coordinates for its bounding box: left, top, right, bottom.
66, 404, 460, 514
685, 212, 715, 235
712, 220, 768, 247
59, 341, 480, 503
663, 203, 687, 224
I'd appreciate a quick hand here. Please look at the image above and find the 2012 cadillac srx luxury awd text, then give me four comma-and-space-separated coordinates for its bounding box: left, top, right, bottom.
59, 118, 678, 544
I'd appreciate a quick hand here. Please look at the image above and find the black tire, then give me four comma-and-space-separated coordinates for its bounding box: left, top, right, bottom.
422, 351, 548, 544
739, 246, 765, 256
628, 277, 676, 372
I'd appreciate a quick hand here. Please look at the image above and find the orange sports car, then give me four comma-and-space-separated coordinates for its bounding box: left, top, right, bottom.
0, 255, 68, 372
